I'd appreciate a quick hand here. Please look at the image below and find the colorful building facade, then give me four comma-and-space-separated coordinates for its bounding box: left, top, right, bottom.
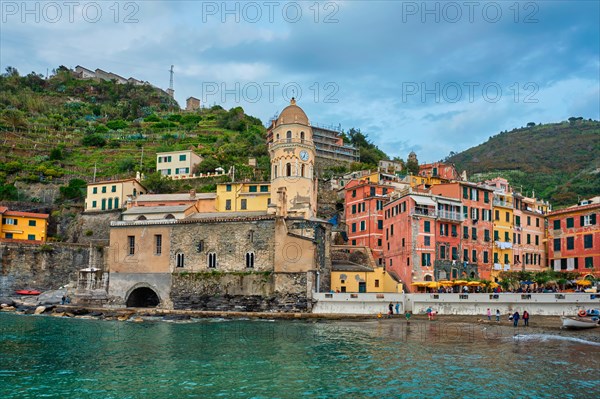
216, 182, 271, 212
156, 150, 203, 179
547, 197, 599, 277
0, 207, 49, 242
512, 194, 550, 272
85, 178, 147, 212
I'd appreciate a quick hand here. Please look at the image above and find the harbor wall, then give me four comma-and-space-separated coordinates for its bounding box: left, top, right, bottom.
313, 292, 600, 316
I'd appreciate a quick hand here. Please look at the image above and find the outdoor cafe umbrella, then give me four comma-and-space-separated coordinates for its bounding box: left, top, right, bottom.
467, 281, 483, 287
575, 279, 592, 286
489, 282, 500, 289
427, 282, 441, 289
438, 280, 454, 287
452, 280, 469, 285
411, 282, 429, 287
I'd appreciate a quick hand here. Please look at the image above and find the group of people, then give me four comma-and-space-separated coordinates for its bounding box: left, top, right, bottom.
486, 308, 530, 326
60, 295, 71, 305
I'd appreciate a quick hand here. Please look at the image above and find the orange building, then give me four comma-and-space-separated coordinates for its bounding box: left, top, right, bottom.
0, 207, 49, 242
547, 197, 599, 277
343, 179, 391, 266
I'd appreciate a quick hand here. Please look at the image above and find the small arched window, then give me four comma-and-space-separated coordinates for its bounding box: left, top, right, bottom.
137, 215, 147, 221
273, 165, 278, 178
286, 130, 292, 139
301, 164, 305, 177
114, 197, 119, 209
286, 163, 292, 176
300, 131, 305, 141
165, 214, 175, 219
276, 133, 279, 140
208, 252, 217, 268
176, 253, 185, 268
246, 252, 255, 268
133, 188, 137, 197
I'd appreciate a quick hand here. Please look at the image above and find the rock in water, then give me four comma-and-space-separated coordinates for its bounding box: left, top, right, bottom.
34, 306, 46, 315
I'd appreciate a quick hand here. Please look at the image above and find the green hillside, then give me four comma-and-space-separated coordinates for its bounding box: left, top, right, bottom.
0, 67, 270, 201
446, 120, 600, 207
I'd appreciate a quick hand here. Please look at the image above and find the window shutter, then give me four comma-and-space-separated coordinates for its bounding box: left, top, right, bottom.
592, 214, 597, 225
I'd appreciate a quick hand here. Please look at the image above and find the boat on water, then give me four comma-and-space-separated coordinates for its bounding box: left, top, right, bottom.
14, 290, 41, 296
561, 316, 600, 329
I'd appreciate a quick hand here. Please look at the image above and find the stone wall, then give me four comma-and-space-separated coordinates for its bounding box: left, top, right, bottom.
170, 271, 312, 312
57, 210, 120, 245
0, 241, 106, 296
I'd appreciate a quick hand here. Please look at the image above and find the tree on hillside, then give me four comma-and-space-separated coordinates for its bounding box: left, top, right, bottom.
1, 109, 28, 131
406, 158, 419, 175
345, 128, 388, 166
142, 172, 178, 194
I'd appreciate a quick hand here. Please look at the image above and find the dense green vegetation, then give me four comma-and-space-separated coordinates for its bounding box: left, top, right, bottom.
446, 120, 600, 207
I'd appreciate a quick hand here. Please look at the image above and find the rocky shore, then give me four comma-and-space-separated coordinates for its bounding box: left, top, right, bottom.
2, 296, 599, 343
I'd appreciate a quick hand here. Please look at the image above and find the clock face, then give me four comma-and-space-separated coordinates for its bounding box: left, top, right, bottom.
300, 150, 309, 161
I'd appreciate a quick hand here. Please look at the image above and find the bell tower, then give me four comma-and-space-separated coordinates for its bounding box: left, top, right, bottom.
268, 98, 316, 218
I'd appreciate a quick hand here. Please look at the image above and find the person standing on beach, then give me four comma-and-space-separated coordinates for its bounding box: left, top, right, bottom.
395, 302, 400, 316
523, 311, 529, 326
512, 311, 520, 327
388, 302, 393, 318
405, 311, 411, 324
486, 308, 491, 321
495, 309, 500, 322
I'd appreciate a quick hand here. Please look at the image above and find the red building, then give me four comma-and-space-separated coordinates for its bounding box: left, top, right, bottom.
343, 179, 391, 265
430, 182, 495, 280
547, 197, 599, 277
418, 162, 460, 182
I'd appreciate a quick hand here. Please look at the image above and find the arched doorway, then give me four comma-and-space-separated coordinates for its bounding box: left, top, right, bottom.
126, 286, 160, 307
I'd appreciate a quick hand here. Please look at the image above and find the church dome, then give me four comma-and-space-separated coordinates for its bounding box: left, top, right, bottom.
276, 98, 309, 126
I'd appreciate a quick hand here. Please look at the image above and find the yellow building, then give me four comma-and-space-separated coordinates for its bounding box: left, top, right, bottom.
216, 182, 271, 212
331, 264, 403, 293
488, 178, 514, 279
0, 207, 49, 242
85, 178, 147, 212
156, 150, 203, 179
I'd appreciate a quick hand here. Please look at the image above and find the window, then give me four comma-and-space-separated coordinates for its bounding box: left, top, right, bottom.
5, 233, 13, 239
471, 227, 477, 240
208, 252, 217, 268
28, 220, 36, 226
246, 252, 255, 268
504, 232, 510, 242
584, 234, 593, 249
553, 238, 561, 251
463, 206, 468, 218
179, 154, 187, 161
424, 221, 430, 233
505, 212, 510, 222
566, 218, 574, 228
115, 197, 119, 209
28, 234, 35, 240
286, 130, 292, 139
390, 225, 394, 236
440, 245, 446, 259
452, 247, 458, 260
463, 249, 469, 262
352, 223, 356, 233
374, 279, 380, 288
249, 185, 257, 193
352, 240, 356, 245
370, 187, 376, 197
536, 218, 540, 227
483, 251, 489, 263
504, 254, 509, 264
421, 253, 431, 266
352, 204, 356, 214
226, 184, 232, 192
463, 226, 469, 239
241, 199, 247, 210
377, 239, 382, 246
451, 225, 457, 237
377, 220, 383, 229
102, 186, 106, 193
360, 221, 366, 231
553, 219, 560, 230
527, 234, 531, 245
495, 210, 499, 221
101, 199, 106, 210
260, 185, 269, 192
225, 199, 232, 210
585, 257, 594, 269
582, 214, 597, 226
484, 191, 489, 203
93, 187, 98, 194
155, 235, 162, 255
128, 236, 135, 255
300, 131, 305, 141
494, 253, 499, 263
92, 201, 97, 208
424, 236, 430, 246
286, 163, 292, 176
108, 198, 113, 210
484, 230, 491, 242
494, 230, 499, 240
402, 238, 405, 247
527, 216, 531, 226
566, 237, 574, 250
176, 253, 185, 268
462, 186, 468, 199
352, 190, 356, 198
111, 185, 116, 193
472, 250, 477, 262
515, 216, 521, 226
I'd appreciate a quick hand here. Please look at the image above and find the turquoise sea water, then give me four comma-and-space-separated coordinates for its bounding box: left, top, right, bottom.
1, 313, 599, 399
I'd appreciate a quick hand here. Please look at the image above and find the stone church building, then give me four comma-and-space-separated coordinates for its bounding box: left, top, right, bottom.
106, 100, 332, 311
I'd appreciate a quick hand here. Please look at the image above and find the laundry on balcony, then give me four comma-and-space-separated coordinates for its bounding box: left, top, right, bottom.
495, 241, 513, 250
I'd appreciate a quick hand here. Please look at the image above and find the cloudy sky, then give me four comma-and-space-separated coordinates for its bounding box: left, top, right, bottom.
1, 1, 598, 161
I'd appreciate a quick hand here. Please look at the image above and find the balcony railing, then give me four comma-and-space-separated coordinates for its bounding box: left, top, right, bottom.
410, 207, 436, 217
437, 210, 464, 222
493, 198, 512, 208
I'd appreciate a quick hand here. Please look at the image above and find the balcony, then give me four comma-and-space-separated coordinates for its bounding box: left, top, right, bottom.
493, 198, 512, 208
495, 241, 513, 249
437, 210, 464, 222
410, 207, 436, 218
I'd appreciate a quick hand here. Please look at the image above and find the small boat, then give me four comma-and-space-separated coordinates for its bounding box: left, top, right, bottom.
561, 316, 600, 329
14, 290, 41, 296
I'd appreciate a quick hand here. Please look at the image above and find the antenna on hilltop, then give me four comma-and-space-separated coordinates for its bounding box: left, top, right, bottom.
167, 65, 175, 98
